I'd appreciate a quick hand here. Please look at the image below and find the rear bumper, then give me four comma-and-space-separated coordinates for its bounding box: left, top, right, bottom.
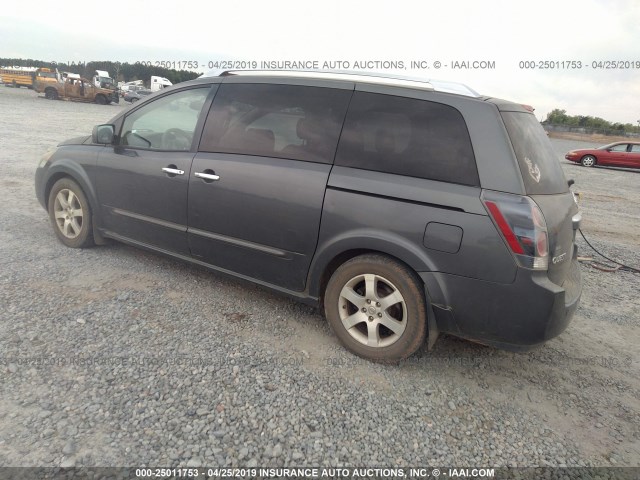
420, 256, 582, 351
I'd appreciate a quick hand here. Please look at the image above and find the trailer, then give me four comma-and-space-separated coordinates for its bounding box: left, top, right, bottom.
150, 75, 172, 91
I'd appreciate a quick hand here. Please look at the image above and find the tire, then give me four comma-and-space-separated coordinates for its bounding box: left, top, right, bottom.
130, 97, 138, 103
581, 155, 596, 167
47, 178, 95, 248
45, 88, 58, 100
324, 254, 427, 362
12, 80, 17, 88
95, 95, 107, 105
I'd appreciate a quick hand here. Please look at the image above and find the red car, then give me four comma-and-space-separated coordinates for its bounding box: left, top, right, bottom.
565, 141, 640, 168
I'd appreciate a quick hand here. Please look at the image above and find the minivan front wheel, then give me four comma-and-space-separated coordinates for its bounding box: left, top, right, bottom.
48, 178, 94, 248
325, 254, 427, 362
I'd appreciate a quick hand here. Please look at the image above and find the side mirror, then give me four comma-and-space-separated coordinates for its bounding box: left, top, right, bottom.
92, 124, 115, 144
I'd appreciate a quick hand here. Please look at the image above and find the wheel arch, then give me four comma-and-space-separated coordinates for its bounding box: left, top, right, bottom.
44, 167, 91, 210
307, 231, 438, 303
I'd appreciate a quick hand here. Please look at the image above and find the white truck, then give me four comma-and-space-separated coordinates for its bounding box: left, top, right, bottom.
150, 75, 172, 91
93, 70, 115, 89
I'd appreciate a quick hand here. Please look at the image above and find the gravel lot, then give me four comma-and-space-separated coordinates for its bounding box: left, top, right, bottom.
0, 86, 638, 469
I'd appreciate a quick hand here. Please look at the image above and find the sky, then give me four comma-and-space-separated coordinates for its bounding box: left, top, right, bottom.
2, 0, 639, 124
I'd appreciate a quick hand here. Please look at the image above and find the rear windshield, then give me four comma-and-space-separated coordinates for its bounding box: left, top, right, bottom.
501, 112, 568, 194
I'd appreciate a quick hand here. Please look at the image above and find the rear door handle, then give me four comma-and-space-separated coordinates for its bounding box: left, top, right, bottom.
162, 167, 184, 175
194, 171, 220, 181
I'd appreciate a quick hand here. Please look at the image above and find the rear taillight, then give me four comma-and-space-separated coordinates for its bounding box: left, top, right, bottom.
482, 190, 549, 270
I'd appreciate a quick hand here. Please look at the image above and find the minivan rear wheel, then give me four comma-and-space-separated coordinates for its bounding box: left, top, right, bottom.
325, 254, 427, 362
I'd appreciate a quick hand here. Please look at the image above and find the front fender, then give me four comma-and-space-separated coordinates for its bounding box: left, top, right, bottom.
44, 162, 97, 211
39, 147, 106, 243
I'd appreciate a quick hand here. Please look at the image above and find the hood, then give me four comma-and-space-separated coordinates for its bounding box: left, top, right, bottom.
58, 135, 91, 146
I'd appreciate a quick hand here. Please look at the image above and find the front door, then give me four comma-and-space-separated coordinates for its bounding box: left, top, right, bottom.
607, 143, 629, 167
627, 144, 640, 168
95, 86, 211, 255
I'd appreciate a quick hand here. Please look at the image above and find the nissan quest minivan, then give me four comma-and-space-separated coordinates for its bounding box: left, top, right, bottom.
35, 70, 582, 362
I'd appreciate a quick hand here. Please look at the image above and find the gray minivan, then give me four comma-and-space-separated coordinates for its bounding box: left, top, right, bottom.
35, 70, 582, 362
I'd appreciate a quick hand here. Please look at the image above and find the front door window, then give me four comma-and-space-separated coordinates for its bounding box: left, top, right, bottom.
121, 88, 210, 151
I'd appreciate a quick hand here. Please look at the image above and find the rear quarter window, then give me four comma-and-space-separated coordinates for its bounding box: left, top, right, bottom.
335, 91, 479, 186
501, 112, 568, 194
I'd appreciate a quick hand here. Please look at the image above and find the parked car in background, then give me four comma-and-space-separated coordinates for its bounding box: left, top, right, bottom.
565, 142, 640, 168
120, 82, 145, 97
124, 89, 153, 103
34, 71, 582, 362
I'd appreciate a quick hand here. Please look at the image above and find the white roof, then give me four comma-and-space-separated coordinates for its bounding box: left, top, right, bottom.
1, 66, 38, 72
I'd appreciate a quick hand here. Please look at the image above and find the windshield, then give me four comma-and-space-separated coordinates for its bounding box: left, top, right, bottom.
98, 76, 114, 86
501, 112, 568, 194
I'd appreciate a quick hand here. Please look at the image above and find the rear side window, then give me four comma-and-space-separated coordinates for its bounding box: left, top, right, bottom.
199, 84, 351, 164
335, 92, 479, 186
609, 144, 628, 152
501, 112, 568, 194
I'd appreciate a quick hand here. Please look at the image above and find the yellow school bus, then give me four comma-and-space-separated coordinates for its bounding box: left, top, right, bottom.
0, 66, 60, 88
33, 67, 61, 86
0, 66, 37, 88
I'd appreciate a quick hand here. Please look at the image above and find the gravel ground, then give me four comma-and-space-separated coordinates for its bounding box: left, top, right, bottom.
0, 86, 638, 469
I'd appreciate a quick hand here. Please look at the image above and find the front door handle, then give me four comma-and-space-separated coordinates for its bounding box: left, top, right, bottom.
162, 167, 184, 175
194, 171, 220, 181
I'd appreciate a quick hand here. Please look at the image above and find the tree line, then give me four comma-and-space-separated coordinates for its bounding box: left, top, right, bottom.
544, 109, 639, 134
0, 58, 200, 86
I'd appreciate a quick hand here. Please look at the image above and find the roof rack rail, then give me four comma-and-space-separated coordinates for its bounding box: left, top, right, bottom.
210, 69, 480, 97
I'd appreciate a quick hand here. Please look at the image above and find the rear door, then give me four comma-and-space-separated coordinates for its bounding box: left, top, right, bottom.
188, 82, 352, 291
95, 86, 211, 254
